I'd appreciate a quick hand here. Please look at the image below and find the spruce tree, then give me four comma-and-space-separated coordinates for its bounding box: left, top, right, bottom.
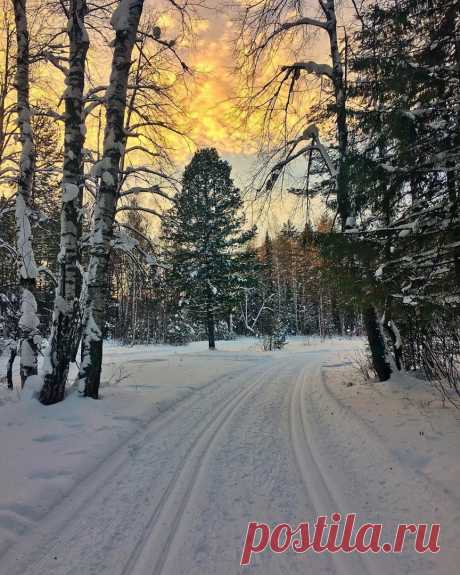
348, 0, 459, 384
161, 148, 256, 349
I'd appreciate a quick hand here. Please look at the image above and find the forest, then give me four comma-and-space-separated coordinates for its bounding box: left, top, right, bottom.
0, 0, 458, 404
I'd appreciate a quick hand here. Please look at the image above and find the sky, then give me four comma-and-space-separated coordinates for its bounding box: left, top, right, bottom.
2, 0, 335, 238
156, 0, 330, 235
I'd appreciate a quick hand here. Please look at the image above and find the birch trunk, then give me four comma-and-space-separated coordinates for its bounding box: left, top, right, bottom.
79, 0, 145, 398
12, 0, 40, 387
39, 0, 89, 405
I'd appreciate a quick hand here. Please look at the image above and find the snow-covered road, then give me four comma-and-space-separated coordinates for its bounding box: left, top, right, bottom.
0, 339, 458, 574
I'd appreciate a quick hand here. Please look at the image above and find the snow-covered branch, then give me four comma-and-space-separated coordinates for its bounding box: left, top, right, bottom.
281, 61, 334, 80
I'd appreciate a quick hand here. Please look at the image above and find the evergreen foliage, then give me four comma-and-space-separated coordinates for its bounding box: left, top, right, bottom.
161, 148, 256, 349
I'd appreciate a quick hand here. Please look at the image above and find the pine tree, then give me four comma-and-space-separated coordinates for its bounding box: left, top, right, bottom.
161, 148, 256, 349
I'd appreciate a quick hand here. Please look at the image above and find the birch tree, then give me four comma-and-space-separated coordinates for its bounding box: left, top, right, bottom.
12, 0, 40, 387
238, 0, 351, 228
78, 0, 146, 399
39, 0, 90, 404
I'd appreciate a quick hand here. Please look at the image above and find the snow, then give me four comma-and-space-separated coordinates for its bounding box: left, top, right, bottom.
61, 183, 79, 203
112, 231, 138, 252
18, 288, 39, 333
15, 194, 38, 279
388, 320, 402, 349
91, 157, 111, 179
18, 339, 36, 371
84, 310, 102, 342
208, 280, 218, 295
54, 294, 70, 314
403, 295, 417, 305
285, 61, 334, 79
0, 337, 458, 574
111, 0, 133, 32
345, 216, 356, 228
17, 289, 40, 376
102, 170, 115, 186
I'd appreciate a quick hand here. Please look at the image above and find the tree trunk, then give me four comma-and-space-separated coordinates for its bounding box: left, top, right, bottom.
364, 305, 392, 381
323, 0, 350, 229
207, 287, 216, 350
6, 345, 16, 389
79, 0, 145, 399
384, 319, 402, 372
207, 313, 216, 349
39, 0, 89, 405
12, 0, 40, 387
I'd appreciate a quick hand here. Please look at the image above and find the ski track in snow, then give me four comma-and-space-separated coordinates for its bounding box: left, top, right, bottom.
0, 339, 457, 575
289, 364, 371, 575
120, 362, 279, 575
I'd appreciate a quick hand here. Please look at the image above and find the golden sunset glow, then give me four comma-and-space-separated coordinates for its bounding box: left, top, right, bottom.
1, 0, 328, 232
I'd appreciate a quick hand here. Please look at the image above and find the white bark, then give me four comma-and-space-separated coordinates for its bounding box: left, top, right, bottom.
322, 0, 350, 229
12, 0, 40, 387
40, 0, 90, 404
79, 0, 145, 398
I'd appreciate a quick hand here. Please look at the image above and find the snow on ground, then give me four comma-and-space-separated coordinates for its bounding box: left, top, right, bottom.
0, 338, 263, 553
0, 336, 458, 575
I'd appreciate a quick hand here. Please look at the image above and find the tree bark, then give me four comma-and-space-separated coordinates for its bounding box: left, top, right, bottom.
12, 0, 40, 387
79, 0, 145, 399
384, 319, 402, 371
6, 346, 16, 389
39, 0, 89, 405
364, 305, 392, 381
207, 285, 216, 350
323, 0, 350, 229
207, 313, 216, 349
